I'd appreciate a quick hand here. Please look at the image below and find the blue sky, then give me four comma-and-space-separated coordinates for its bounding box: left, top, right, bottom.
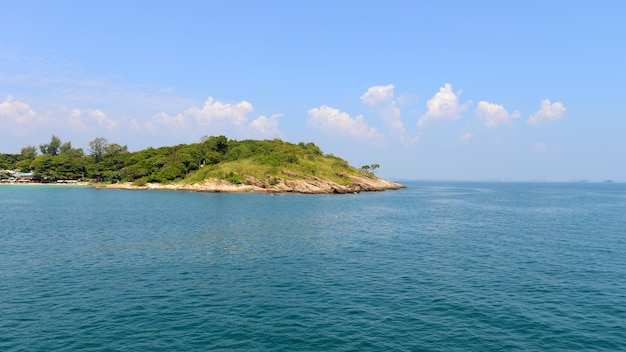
1, 1, 625, 181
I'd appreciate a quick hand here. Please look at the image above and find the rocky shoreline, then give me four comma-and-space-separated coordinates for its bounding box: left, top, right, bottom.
104, 175, 405, 194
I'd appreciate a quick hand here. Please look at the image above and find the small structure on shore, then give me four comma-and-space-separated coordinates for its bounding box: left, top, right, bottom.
0, 171, 36, 183
0, 170, 80, 184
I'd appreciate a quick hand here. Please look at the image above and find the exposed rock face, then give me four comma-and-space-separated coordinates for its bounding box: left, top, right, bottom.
105, 175, 405, 194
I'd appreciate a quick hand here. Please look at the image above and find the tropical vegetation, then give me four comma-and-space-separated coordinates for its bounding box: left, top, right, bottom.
0, 135, 378, 185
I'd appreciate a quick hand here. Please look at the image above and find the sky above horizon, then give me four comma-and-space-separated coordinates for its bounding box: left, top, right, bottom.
1, 1, 625, 181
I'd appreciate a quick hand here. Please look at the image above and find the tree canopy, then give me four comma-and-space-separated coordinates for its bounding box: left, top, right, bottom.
39, 135, 61, 156
2, 135, 371, 185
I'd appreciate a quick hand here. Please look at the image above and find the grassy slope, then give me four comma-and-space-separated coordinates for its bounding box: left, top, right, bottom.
184, 151, 365, 186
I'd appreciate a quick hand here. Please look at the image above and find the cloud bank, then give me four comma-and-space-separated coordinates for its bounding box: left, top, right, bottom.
0, 95, 284, 144
148, 97, 282, 138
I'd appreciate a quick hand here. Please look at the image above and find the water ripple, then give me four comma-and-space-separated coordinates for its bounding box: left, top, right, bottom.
1, 183, 625, 351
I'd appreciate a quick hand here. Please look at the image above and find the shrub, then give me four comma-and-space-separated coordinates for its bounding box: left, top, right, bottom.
157, 161, 187, 181
133, 177, 148, 186
224, 171, 243, 184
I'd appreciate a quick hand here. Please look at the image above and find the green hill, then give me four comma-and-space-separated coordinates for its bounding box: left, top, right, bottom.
1, 136, 404, 193
122, 136, 368, 186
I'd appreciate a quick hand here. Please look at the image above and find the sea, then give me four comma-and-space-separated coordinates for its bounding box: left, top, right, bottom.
1, 182, 624, 351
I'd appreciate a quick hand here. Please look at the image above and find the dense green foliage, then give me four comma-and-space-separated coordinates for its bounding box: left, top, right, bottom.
1, 135, 370, 185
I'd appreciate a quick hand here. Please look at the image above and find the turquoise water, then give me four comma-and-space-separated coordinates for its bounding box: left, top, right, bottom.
1, 182, 625, 351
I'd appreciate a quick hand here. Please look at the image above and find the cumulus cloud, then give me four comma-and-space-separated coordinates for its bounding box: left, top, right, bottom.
475, 101, 520, 127
155, 97, 253, 128
152, 111, 187, 129
249, 113, 283, 137
0, 95, 38, 125
189, 97, 252, 127
128, 118, 142, 132
68, 108, 118, 131
417, 83, 470, 127
307, 105, 381, 140
151, 97, 282, 138
361, 84, 395, 106
528, 99, 566, 125
360, 84, 406, 138
0, 96, 119, 134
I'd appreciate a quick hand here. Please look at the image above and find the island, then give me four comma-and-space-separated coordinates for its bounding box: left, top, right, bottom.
1, 135, 405, 194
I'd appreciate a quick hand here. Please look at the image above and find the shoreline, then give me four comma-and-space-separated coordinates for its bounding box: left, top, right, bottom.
0, 182, 91, 187
103, 176, 406, 194
1, 176, 405, 194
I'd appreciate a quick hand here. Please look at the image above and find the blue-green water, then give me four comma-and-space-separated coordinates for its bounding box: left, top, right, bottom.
1, 182, 625, 351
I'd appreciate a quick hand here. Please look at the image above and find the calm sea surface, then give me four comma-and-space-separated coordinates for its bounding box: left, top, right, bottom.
1, 182, 625, 351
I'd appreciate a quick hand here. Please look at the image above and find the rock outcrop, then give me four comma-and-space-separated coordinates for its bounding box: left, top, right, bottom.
104, 175, 405, 194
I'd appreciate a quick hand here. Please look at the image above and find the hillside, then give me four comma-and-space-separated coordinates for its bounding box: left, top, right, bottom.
2, 136, 404, 193
106, 137, 404, 193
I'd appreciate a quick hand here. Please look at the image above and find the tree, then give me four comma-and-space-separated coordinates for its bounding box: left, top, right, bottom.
15, 159, 32, 172
104, 143, 127, 156
203, 135, 228, 154
39, 135, 62, 156
89, 137, 108, 162
59, 141, 73, 155
0, 154, 19, 170
65, 148, 85, 159
30, 155, 54, 176
56, 141, 84, 158
361, 163, 379, 174
20, 145, 38, 158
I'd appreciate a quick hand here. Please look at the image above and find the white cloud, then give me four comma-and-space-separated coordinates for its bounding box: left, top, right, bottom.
528, 99, 566, 125
307, 105, 381, 140
360, 84, 406, 138
361, 84, 396, 106
0, 95, 38, 125
0, 94, 283, 147
475, 101, 520, 127
152, 111, 187, 129
155, 97, 253, 128
417, 83, 470, 127
0, 95, 120, 137
190, 97, 253, 127
249, 113, 283, 137
68, 108, 118, 131
151, 97, 282, 138
128, 118, 142, 132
